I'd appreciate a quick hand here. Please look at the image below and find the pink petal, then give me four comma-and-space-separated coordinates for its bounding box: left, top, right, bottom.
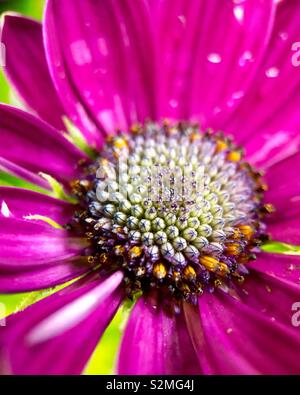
1, 15, 65, 130
268, 217, 300, 245
224, 0, 300, 168
0, 217, 86, 269
264, 152, 300, 221
0, 272, 124, 374
0, 259, 90, 293
185, 286, 300, 374
0, 104, 86, 185
248, 252, 300, 285
153, 0, 275, 123
237, 266, 300, 329
44, 0, 156, 146
0, 157, 50, 190
0, 186, 74, 224
118, 293, 201, 374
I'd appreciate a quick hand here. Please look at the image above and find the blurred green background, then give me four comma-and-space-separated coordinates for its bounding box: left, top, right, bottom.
0, 0, 123, 375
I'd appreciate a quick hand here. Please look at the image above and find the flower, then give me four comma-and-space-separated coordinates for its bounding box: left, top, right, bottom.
0, 0, 300, 375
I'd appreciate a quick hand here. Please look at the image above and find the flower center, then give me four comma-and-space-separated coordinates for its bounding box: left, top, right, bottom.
70, 122, 271, 305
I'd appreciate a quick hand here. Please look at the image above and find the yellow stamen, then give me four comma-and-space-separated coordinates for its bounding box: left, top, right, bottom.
172, 271, 181, 282
238, 225, 255, 240
200, 256, 220, 271
130, 124, 141, 134
219, 262, 230, 275
129, 246, 143, 259
227, 151, 241, 162
113, 137, 128, 149
232, 228, 242, 240
225, 243, 242, 256
153, 263, 167, 279
100, 253, 109, 264
87, 256, 95, 264
114, 245, 125, 256
263, 203, 275, 213
190, 132, 201, 142
215, 140, 228, 152
183, 265, 197, 281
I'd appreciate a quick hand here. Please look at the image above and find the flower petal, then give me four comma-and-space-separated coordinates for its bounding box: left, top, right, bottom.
0, 271, 124, 374
237, 266, 300, 329
248, 252, 300, 285
185, 287, 300, 374
1, 14, 65, 130
118, 293, 201, 374
44, 0, 156, 146
0, 259, 89, 293
0, 217, 86, 270
0, 157, 49, 190
0, 104, 86, 185
153, 0, 275, 123
224, 0, 300, 167
0, 186, 74, 224
268, 218, 300, 245
264, 152, 300, 221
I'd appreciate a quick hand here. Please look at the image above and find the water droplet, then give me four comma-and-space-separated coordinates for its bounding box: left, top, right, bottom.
279, 31, 288, 41
70, 40, 92, 66
213, 106, 222, 114
233, 5, 244, 23
239, 50, 254, 67
207, 53, 222, 64
265, 67, 279, 78
232, 90, 244, 100
169, 99, 179, 109
97, 38, 108, 57
178, 15, 186, 25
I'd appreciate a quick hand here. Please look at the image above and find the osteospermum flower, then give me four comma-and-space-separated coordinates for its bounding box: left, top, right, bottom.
0, 0, 300, 375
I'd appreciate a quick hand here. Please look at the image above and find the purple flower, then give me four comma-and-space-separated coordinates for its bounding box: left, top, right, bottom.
0, 0, 300, 375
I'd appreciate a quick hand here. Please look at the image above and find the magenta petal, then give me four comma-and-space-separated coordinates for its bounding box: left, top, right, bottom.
248, 253, 300, 285
264, 152, 300, 221
153, 0, 275, 123
267, 218, 300, 245
0, 217, 86, 269
237, 267, 300, 329
0, 187, 74, 224
0, 272, 124, 374
44, 0, 156, 145
0, 104, 86, 185
185, 289, 300, 374
118, 294, 201, 374
0, 259, 90, 293
1, 15, 65, 130
0, 157, 50, 190
224, 0, 300, 167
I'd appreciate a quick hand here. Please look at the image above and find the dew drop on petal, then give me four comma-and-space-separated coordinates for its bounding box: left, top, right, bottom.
238, 50, 254, 67
70, 40, 92, 66
279, 31, 288, 41
233, 5, 244, 23
265, 67, 279, 78
97, 38, 108, 57
178, 15, 186, 25
169, 99, 179, 109
207, 53, 222, 64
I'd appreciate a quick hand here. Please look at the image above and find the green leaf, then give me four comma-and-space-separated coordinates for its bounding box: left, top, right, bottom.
261, 241, 300, 256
